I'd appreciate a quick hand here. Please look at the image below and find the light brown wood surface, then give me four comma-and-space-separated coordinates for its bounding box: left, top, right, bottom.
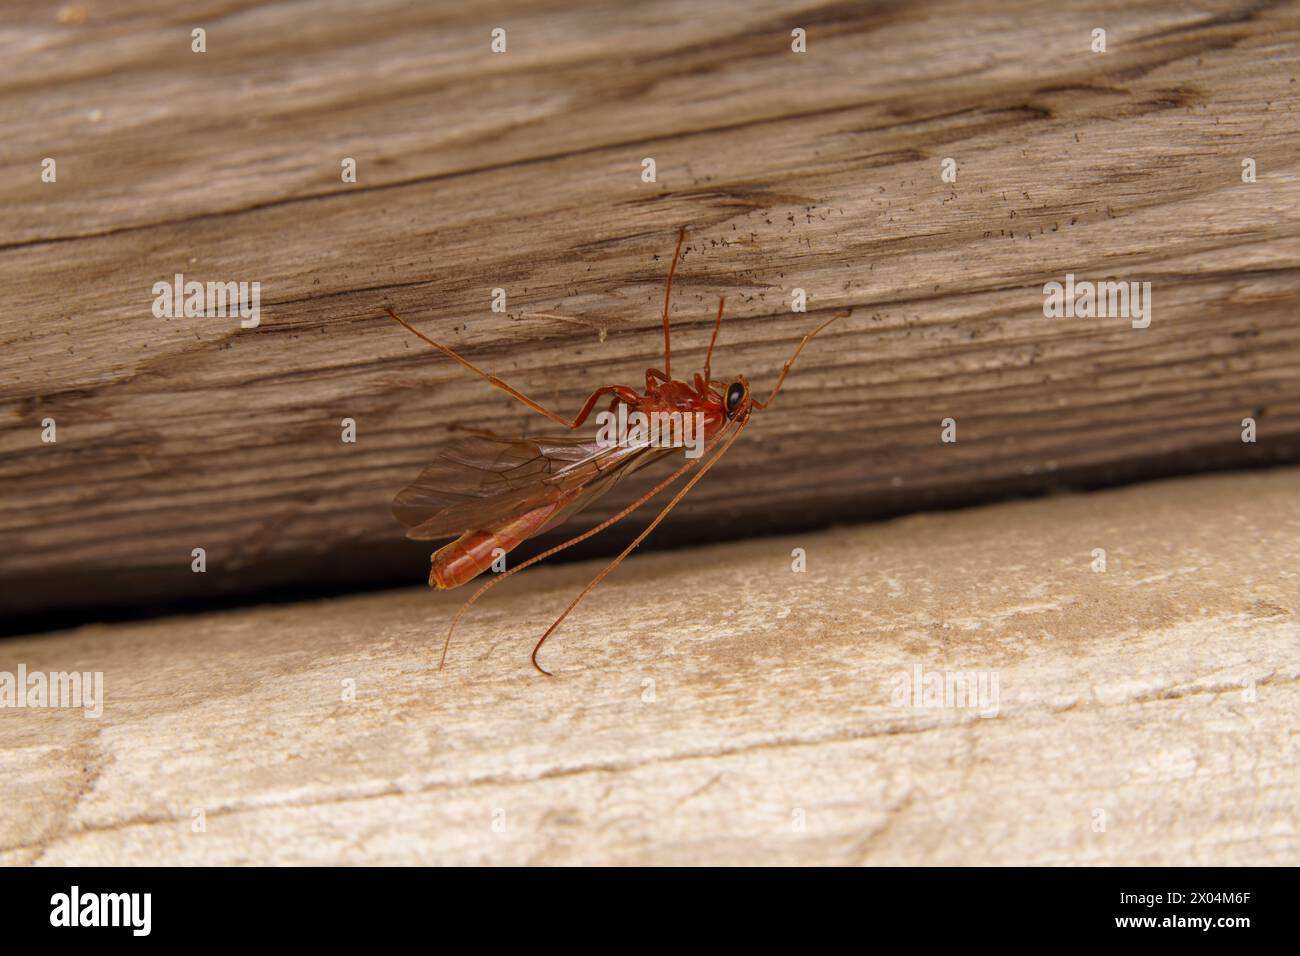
1, 467, 1296, 865
2, 0, 1299, 617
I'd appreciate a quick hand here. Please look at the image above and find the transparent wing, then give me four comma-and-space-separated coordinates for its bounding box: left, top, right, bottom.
393, 432, 671, 540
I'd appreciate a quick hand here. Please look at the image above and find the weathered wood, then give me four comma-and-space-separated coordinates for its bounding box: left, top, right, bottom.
2, 0, 1299, 616
1, 467, 1296, 865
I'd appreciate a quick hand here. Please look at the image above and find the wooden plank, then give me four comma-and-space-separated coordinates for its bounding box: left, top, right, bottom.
1, 467, 1296, 865
2, 0, 1299, 615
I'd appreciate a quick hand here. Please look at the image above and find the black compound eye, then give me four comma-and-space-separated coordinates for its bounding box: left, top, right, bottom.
725, 382, 745, 417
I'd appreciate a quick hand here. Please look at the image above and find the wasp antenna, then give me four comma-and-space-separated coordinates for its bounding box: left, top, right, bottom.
529, 420, 746, 675
753, 311, 842, 409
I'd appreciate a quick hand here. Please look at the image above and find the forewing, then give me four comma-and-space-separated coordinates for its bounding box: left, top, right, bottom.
393, 432, 666, 540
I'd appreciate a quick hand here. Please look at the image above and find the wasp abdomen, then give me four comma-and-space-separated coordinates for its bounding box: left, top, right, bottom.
429, 501, 561, 589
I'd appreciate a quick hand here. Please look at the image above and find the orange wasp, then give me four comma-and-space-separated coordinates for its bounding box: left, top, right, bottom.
385, 228, 837, 674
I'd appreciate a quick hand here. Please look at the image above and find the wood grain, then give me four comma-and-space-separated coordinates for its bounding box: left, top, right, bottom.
2, 0, 1299, 617
1, 467, 1296, 865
